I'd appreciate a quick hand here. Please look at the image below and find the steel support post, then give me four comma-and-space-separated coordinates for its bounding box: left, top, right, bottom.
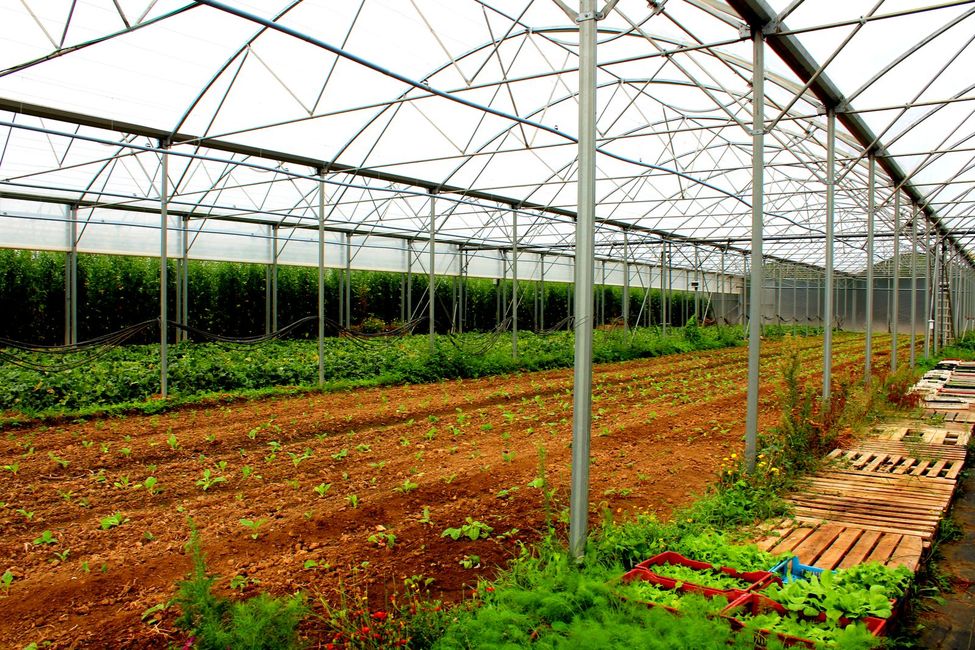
891, 192, 900, 371
180, 215, 189, 341
823, 110, 836, 398
660, 245, 667, 333
429, 193, 436, 354
401, 240, 407, 324
512, 210, 519, 358
623, 230, 630, 331
569, 0, 598, 560
272, 225, 278, 332
695, 247, 701, 322
159, 147, 169, 398
600, 260, 606, 326
933, 235, 942, 355
266, 225, 273, 335
865, 155, 875, 385
720, 247, 726, 323
345, 232, 352, 329
924, 219, 934, 357
407, 240, 414, 322
744, 27, 764, 473
65, 205, 78, 345
540, 254, 546, 331
910, 212, 918, 366
317, 172, 326, 387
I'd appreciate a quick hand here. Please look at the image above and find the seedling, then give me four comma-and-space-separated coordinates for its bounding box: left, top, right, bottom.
100, 512, 129, 529
459, 554, 481, 569
501, 450, 516, 463
355, 444, 371, 453
52, 549, 70, 562
239, 518, 267, 540
313, 482, 332, 498
229, 574, 258, 591
118, 447, 132, 458
345, 494, 359, 508
441, 518, 493, 541
141, 476, 162, 495
419, 506, 434, 525
166, 433, 179, 451
331, 448, 349, 461
195, 469, 226, 491
16, 508, 34, 521
303, 559, 319, 570
367, 530, 396, 549
1, 570, 12, 594
395, 479, 419, 493
240, 465, 261, 480
288, 448, 313, 467
113, 475, 131, 489
3, 462, 19, 475
32, 530, 58, 546
48, 452, 70, 468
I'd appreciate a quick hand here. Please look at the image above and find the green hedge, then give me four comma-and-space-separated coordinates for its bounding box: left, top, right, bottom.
0, 250, 700, 344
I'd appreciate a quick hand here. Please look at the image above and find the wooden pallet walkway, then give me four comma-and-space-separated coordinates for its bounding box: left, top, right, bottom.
753, 411, 969, 573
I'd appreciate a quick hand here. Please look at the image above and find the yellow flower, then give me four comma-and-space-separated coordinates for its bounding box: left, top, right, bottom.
730, 453, 737, 459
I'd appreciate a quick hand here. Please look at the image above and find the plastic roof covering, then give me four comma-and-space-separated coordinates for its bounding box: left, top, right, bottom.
0, 0, 974, 280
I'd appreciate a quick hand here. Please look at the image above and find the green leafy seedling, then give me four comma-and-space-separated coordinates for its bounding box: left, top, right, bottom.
239, 518, 267, 540
313, 482, 332, 498
100, 512, 129, 529
32, 530, 57, 546
195, 469, 226, 491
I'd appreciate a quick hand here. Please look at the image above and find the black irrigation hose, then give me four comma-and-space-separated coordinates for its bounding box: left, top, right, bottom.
0, 319, 157, 372
0, 319, 158, 354
168, 316, 319, 344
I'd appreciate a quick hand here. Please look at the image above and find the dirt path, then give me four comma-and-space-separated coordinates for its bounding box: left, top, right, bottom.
0, 333, 896, 648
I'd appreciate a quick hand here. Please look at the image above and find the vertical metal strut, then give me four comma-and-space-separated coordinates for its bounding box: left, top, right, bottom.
865, 155, 875, 384
317, 171, 325, 387
823, 109, 835, 399
744, 27, 764, 473
569, 0, 598, 560
891, 192, 900, 371
159, 146, 169, 398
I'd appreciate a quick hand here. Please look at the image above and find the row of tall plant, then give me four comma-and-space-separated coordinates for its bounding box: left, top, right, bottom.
0, 250, 707, 344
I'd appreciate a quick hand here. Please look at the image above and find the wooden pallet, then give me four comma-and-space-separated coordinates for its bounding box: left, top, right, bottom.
926, 408, 975, 424
871, 425, 971, 447
754, 522, 923, 572
827, 449, 966, 479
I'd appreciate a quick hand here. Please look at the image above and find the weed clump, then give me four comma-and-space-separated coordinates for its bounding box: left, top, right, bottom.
174, 529, 307, 650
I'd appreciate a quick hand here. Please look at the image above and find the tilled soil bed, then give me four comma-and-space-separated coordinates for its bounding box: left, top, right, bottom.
0, 333, 894, 648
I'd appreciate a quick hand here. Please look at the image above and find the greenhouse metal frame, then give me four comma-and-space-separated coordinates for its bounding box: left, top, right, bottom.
3, 0, 975, 554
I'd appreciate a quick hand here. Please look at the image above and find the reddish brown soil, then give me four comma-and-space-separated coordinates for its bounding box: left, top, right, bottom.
0, 333, 894, 648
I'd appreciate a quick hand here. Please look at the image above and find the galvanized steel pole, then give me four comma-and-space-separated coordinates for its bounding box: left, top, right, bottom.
317, 171, 326, 387
891, 192, 900, 371
823, 110, 835, 399
429, 193, 436, 354
160, 147, 169, 398
924, 219, 934, 357
744, 27, 764, 473
933, 235, 942, 355
512, 210, 519, 358
865, 155, 875, 385
910, 211, 917, 367
623, 229, 630, 330
569, 0, 598, 560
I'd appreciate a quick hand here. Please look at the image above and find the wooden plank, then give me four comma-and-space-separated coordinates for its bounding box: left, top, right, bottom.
887, 535, 924, 572
834, 530, 883, 568
862, 453, 888, 473
787, 495, 945, 519
910, 460, 932, 476
814, 527, 867, 570
928, 459, 947, 477
945, 461, 965, 480
822, 470, 957, 489
891, 457, 914, 475
753, 520, 798, 552
769, 526, 816, 556
864, 533, 903, 565
790, 525, 843, 566
791, 508, 938, 536
803, 479, 954, 504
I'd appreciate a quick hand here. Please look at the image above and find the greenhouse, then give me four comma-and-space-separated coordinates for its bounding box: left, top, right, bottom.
1, 1, 974, 648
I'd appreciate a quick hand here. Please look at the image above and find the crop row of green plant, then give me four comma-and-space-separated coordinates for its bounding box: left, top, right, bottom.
0, 249, 708, 344
0, 322, 747, 415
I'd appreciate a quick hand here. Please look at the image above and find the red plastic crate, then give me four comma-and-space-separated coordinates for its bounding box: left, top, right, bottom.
720, 592, 886, 648
635, 551, 780, 596
618, 568, 744, 614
